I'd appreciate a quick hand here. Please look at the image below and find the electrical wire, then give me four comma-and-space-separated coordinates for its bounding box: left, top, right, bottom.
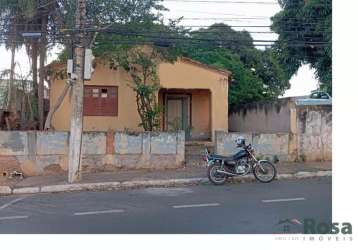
163, 0, 331, 7
164, 0, 279, 4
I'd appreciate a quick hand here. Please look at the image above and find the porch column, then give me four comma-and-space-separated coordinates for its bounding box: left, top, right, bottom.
210, 89, 228, 142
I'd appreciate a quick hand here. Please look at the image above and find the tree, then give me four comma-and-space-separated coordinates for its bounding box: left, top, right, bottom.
57, 0, 168, 58
179, 23, 290, 108
271, 0, 332, 93
44, 1, 170, 131
0, 0, 60, 129
0, 1, 26, 121
0, 66, 35, 130
181, 47, 265, 107
118, 47, 164, 131
190, 23, 254, 54
93, 22, 180, 131
243, 48, 291, 98
1, 0, 168, 130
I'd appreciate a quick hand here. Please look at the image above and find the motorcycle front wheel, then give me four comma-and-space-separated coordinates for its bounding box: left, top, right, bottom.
207, 164, 228, 185
253, 160, 277, 183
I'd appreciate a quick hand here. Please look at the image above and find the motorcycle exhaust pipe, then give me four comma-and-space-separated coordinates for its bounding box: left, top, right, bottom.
216, 170, 236, 176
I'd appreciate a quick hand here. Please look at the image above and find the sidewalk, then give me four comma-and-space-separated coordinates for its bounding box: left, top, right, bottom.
0, 161, 331, 195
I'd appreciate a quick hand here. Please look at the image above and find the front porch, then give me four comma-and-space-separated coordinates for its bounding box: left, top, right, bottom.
159, 88, 212, 141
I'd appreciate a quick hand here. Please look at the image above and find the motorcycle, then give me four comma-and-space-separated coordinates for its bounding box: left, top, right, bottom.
203, 138, 277, 185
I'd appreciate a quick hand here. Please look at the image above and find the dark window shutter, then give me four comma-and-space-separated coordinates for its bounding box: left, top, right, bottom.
84, 85, 118, 116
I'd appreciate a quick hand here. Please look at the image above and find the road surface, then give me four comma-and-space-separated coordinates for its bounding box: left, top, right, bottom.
0, 177, 331, 234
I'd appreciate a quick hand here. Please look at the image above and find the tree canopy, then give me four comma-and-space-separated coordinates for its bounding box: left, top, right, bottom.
271, 0, 332, 93
92, 22, 290, 109
0, 0, 168, 129
1, 0, 169, 67
1, 0, 300, 126
179, 23, 290, 109
92, 21, 183, 131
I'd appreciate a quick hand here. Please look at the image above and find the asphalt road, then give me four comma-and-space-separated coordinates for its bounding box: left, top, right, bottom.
0, 177, 331, 234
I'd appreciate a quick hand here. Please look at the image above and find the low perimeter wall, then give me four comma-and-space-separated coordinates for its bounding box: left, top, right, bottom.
215, 131, 292, 162
216, 118, 332, 163
0, 131, 185, 177
223, 103, 332, 162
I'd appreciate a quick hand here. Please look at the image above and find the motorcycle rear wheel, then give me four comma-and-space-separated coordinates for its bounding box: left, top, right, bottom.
207, 164, 228, 185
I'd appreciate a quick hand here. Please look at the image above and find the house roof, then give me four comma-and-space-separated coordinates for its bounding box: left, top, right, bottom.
46, 57, 232, 77
45, 60, 66, 70
180, 57, 232, 77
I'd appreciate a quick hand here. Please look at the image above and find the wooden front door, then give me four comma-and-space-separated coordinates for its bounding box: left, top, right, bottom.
165, 94, 190, 139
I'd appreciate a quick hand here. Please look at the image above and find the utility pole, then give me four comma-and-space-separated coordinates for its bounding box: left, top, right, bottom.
68, 0, 86, 183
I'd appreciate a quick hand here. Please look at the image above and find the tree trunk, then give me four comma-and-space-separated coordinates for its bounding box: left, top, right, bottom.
7, 43, 16, 112
38, 14, 48, 130
44, 80, 71, 130
32, 42, 38, 124
6, 19, 18, 130
27, 94, 34, 121
68, 0, 86, 183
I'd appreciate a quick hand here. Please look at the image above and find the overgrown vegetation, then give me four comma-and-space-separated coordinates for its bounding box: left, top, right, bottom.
1, 0, 329, 131
92, 22, 181, 130
0, 0, 168, 130
272, 0, 332, 94
105, 47, 168, 131
0, 69, 37, 130
178, 24, 291, 109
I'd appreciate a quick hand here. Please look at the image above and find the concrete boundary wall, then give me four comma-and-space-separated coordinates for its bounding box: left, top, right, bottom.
215, 131, 291, 162
224, 103, 332, 162
215, 128, 331, 162
295, 105, 332, 161
229, 98, 294, 133
216, 104, 332, 163
0, 131, 185, 177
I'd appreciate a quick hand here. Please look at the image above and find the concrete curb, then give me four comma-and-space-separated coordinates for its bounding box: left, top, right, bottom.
0, 186, 12, 195
0, 171, 332, 196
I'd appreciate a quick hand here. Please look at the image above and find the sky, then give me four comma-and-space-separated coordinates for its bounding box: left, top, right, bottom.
0, 0, 320, 97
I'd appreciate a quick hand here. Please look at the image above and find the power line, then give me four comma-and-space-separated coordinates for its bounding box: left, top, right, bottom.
0, 31, 331, 47
0, 40, 331, 51
0, 26, 330, 41
63, 38, 330, 48
172, 9, 269, 17
164, 0, 278, 4
164, 0, 331, 7
169, 10, 330, 21
0, 22, 274, 28
82, 28, 331, 45
0, 19, 331, 28
167, 16, 329, 21
0, 0, 331, 30
166, 18, 330, 25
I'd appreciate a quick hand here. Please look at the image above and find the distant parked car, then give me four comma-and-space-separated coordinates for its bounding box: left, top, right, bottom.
295, 91, 332, 106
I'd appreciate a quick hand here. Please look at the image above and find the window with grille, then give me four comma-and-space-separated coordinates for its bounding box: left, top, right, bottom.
84, 85, 118, 116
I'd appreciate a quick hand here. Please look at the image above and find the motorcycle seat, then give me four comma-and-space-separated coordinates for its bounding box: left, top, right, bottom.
209, 154, 235, 161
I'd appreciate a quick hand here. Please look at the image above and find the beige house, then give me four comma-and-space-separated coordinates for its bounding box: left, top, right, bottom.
49, 57, 230, 141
